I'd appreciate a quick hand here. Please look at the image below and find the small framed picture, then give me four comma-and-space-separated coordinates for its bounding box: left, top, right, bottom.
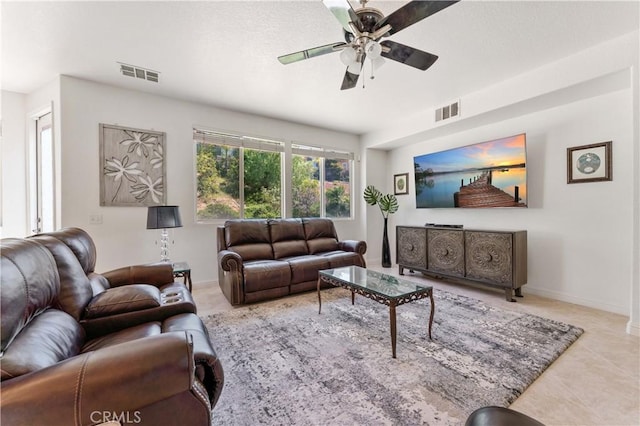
567, 141, 612, 184
394, 173, 409, 195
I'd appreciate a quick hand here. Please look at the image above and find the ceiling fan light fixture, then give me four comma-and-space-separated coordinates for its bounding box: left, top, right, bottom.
340, 47, 357, 66
365, 40, 382, 59
347, 61, 363, 75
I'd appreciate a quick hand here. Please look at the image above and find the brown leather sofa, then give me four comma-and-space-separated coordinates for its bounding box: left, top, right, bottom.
217, 218, 366, 305
1, 233, 224, 426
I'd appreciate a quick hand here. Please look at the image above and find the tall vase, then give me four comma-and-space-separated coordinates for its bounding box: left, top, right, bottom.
382, 217, 391, 268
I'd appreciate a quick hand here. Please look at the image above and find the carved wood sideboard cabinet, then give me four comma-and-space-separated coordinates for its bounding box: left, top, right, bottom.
396, 226, 527, 301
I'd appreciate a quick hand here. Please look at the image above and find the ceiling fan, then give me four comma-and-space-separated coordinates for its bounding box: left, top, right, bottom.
278, 0, 460, 90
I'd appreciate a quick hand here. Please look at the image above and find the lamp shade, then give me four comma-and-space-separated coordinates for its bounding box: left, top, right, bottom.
146, 206, 182, 229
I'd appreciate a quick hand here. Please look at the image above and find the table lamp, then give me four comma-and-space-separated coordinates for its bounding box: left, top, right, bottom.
146, 205, 182, 262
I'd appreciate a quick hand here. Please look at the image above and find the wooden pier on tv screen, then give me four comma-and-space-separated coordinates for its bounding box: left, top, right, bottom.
454, 171, 526, 208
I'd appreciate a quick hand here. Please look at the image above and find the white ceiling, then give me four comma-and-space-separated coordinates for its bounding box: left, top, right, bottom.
2, 1, 639, 135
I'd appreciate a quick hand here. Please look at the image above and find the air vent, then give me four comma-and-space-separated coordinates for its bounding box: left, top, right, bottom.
435, 100, 460, 122
118, 63, 160, 83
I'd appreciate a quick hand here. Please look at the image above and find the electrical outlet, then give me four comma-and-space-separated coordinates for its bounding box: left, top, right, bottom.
89, 214, 103, 225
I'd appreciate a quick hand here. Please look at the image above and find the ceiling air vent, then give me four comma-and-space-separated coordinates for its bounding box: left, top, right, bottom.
435, 100, 460, 122
118, 63, 160, 83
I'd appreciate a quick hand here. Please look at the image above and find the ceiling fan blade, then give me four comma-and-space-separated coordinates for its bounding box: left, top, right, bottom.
340, 69, 360, 90
380, 40, 438, 70
278, 42, 347, 65
375, 0, 459, 36
323, 0, 362, 33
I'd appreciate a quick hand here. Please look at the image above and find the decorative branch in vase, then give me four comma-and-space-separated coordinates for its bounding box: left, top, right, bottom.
363, 185, 399, 268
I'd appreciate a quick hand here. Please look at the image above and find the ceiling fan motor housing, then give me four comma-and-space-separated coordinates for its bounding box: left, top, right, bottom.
343, 7, 385, 43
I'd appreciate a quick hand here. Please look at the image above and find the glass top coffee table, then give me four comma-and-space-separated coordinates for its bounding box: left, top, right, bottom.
317, 266, 434, 359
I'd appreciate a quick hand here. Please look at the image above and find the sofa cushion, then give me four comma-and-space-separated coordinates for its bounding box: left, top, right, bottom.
229, 243, 274, 261
273, 240, 309, 259
270, 219, 309, 259
84, 285, 161, 320
29, 235, 94, 321
317, 250, 364, 268
303, 218, 339, 254
225, 219, 271, 246
302, 218, 338, 240
307, 237, 339, 254
82, 322, 161, 353
1, 238, 60, 353
1, 309, 84, 380
269, 219, 305, 242
243, 260, 291, 293
37, 227, 98, 274
283, 255, 331, 284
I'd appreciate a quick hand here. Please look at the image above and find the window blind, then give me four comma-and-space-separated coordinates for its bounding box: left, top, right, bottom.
194, 129, 284, 153
292, 143, 354, 160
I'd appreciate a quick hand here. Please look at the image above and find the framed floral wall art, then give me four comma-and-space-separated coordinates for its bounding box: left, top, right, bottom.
100, 124, 167, 206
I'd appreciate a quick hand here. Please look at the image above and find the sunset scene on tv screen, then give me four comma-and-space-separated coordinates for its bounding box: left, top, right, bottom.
414, 134, 527, 208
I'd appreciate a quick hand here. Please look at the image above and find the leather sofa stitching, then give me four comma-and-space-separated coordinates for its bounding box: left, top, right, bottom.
74, 353, 91, 426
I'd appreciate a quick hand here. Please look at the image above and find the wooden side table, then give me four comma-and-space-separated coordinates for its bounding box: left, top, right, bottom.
172, 261, 192, 292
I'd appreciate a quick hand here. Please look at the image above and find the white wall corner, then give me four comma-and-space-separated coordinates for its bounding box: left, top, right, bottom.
626, 320, 640, 337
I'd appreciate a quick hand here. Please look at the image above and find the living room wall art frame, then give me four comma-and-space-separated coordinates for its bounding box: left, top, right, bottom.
100, 123, 167, 206
394, 173, 409, 195
567, 141, 612, 184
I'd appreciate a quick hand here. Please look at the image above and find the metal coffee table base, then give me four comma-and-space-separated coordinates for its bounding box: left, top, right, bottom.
317, 274, 434, 359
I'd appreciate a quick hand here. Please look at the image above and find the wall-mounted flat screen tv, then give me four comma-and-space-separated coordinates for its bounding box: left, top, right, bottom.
414, 133, 527, 208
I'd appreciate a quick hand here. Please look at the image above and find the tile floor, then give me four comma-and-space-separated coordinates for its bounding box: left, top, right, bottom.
192, 264, 640, 426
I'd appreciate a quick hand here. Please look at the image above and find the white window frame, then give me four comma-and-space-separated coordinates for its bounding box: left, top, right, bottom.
27, 105, 56, 233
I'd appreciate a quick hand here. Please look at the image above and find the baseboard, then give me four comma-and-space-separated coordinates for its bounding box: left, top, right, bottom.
626, 321, 640, 336
525, 287, 628, 316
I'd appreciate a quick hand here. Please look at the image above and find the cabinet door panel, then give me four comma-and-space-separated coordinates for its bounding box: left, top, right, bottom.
427, 229, 464, 276
465, 231, 513, 284
397, 227, 427, 269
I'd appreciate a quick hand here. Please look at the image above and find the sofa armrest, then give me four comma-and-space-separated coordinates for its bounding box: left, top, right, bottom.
84, 284, 160, 319
217, 250, 244, 305
339, 240, 367, 255
218, 250, 243, 271
102, 264, 174, 288
162, 313, 225, 406
0, 332, 209, 426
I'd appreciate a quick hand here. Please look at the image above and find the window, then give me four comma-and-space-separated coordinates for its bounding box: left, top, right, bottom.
196, 142, 241, 219
195, 131, 283, 220
195, 129, 352, 221
324, 158, 351, 218
291, 144, 351, 219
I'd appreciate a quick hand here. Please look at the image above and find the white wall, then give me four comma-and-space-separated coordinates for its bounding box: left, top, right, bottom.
57, 76, 361, 282
361, 32, 639, 330
1, 91, 27, 237
360, 147, 388, 265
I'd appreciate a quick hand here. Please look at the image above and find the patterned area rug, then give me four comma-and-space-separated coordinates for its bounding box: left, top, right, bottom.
204, 288, 583, 425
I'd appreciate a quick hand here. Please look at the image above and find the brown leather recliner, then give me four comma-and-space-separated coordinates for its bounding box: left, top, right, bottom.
0, 237, 224, 426
30, 227, 196, 337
